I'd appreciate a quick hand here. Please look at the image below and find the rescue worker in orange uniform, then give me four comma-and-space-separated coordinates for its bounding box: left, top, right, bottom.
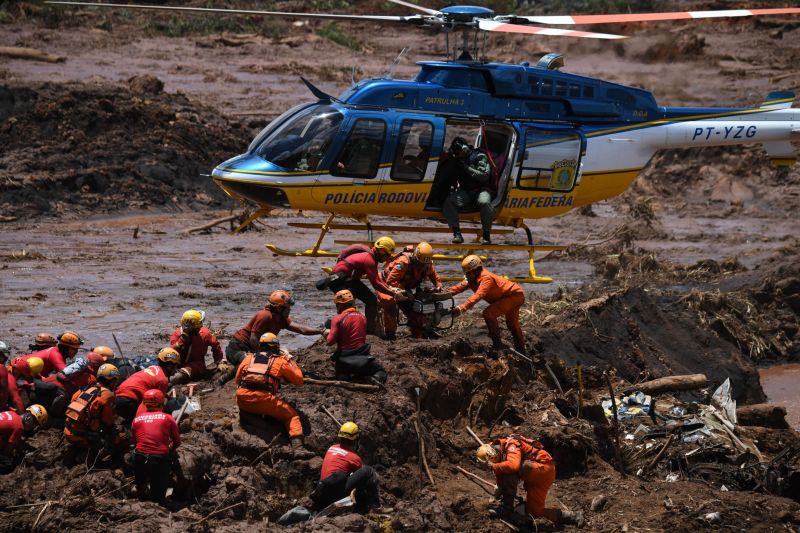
0, 342, 24, 414
477, 435, 584, 527
325, 290, 387, 385
378, 242, 443, 340
131, 389, 180, 505
115, 348, 179, 426
223, 290, 324, 382
14, 330, 83, 377
235, 333, 305, 448
64, 363, 122, 452
448, 255, 527, 353
169, 309, 223, 385
0, 405, 47, 474
28, 333, 57, 352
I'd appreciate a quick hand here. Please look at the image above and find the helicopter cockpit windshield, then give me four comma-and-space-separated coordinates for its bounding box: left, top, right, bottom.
256, 104, 343, 172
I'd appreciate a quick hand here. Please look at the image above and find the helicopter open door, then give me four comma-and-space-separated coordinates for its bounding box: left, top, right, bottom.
516, 126, 585, 193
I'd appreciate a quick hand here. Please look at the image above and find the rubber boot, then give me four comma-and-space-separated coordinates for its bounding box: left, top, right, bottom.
491, 336, 505, 350
481, 231, 492, 245
452, 231, 464, 244
385, 331, 397, 341
560, 510, 586, 527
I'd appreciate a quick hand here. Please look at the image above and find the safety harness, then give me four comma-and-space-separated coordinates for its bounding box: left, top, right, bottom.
504, 434, 548, 464
239, 352, 279, 393
336, 244, 373, 275
382, 250, 434, 289
65, 384, 103, 431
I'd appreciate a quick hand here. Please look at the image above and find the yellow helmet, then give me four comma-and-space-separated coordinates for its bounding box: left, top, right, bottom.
413, 242, 434, 264
181, 309, 204, 330
97, 363, 120, 381
461, 254, 483, 273
92, 346, 115, 359
373, 236, 396, 255
157, 347, 180, 364
27, 356, 45, 376
259, 332, 279, 346
338, 421, 360, 441
26, 404, 48, 427
476, 443, 499, 464
334, 289, 354, 304
58, 330, 83, 349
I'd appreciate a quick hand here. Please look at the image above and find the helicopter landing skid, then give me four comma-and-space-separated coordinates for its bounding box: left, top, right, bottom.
265, 213, 341, 257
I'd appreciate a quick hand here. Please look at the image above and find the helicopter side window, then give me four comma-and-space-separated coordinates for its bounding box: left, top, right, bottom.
391, 120, 433, 182
517, 128, 583, 192
256, 105, 343, 172
332, 118, 386, 179
555, 81, 567, 97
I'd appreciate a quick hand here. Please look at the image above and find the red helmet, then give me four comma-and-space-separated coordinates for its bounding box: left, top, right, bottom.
143, 389, 166, 410
85, 352, 105, 370
33, 333, 57, 348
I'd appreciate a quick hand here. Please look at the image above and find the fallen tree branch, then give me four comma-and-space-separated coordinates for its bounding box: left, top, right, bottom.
184, 214, 238, 234
465, 426, 484, 446
0, 46, 65, 63
321, 405, 342, 427
455, 466, 496, 494
622, 373, 708, 395
304, 378, 380, 392
190, 501, 245, 526
604, 372, 627, 477
414, 417, 436, 487
544, 362, 564, 395
645, 434, 674, 471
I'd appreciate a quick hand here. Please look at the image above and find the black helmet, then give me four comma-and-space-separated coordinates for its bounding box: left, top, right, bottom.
450, 136, 470, 155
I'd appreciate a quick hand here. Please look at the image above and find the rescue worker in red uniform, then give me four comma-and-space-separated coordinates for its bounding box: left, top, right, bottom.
378, 242, 443, 340
0, 342, 24, 414
9, 356, 44, 407
37, 352, 105, 419
325, 290, 387, 385
28, 333, 57, 352
91, 346, 115, 361
64, 363, 122, 452
223, 290, 324, 382
311, 422, 380, 512
235, 333, 305, 448
320, 236, 404, 336
115, 348, 179, 426
448, 255, 527, 353
0, 405, 47, 474
477, 435, 584, 527
169, 309, 223, 385
131, 389, 180, 505
14, 330, 83, 377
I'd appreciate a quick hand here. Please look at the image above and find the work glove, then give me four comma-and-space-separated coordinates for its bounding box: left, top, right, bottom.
451, 306, 463, 317
322, 328, 331, 338
216, 360, 232, 372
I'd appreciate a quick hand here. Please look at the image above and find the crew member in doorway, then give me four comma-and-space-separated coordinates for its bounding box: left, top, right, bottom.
442, 137, 495, 245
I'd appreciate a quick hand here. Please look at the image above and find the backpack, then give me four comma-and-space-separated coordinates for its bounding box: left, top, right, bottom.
65, 385, 102, 426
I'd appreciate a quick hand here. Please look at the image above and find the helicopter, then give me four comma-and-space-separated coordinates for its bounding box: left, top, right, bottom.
49, 1, 800, 282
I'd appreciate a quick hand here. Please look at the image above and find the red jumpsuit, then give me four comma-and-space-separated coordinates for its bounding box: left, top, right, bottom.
169, 326, 223, 379
0, 410, 24, 454
232, 309, 291, 350
235, 352, 304, 437
116, 366, 170, 403
326, 308, 367, 352
491, 436, 558, 521
321, 443, 364, 480
63, 385, 116, 447
42, 368, 96, 399
378, 251, 442, 336
333, 249, 395, 296
14, 346, 68, 376
131, 411, 180, 455
449, 269, 526, 348
0, 366, 24, 413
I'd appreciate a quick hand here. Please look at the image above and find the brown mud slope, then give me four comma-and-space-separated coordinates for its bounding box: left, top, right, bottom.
0, 79, 247, 219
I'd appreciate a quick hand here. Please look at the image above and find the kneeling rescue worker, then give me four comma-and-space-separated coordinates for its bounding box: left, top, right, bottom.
448, 255, 527, 353
311, 422, 381, 512
131, 389, 180, 505
0, 341, 24, 414
115, 347, 180, 426
325, 290, 387, 385
0, 405, 47, 474
477, 434, 584, 527
64, 363, 122, 452
169, 309, 223, 385
235, 333, 305, 448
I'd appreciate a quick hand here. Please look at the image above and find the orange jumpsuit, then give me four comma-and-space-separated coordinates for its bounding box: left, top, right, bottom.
449, 269, 525, 348
378, 251, 442, 336
491, 435, 558, 522
235, 352, 304, 438
63, 384, 117, 447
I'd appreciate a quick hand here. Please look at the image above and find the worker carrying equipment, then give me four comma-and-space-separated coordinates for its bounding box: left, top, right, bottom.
310, 421, 381, 513
448, 256, 527, 353
0, 405, 47, 474
235, 333, 306, 448
225, 290, 324, 381
325, 291, 388, 385
115, 350, 179, 426
378, 242, 445, 340
64, 363, 122, 452
318, 237, 405, 336
131, 388, 180, 506
478, 434, 584, 527
169, 309, 223, 385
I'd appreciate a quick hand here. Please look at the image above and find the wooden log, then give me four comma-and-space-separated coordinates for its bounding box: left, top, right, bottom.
455, 466, 496, 492
605, 372, 626, 477
736, 404, 789, 429
622, 374, 709, 395
0, 46, 65, 63
304, 378, 380, 392
184, 214, 238, 234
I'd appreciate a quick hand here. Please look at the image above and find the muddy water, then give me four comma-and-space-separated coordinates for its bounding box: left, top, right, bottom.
759, 363, 800, 430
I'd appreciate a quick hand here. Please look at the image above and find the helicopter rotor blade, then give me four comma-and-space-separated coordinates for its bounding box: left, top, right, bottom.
515, 7, 800, 26
385, 0, 441, 16
478, 20, 627, 40
44, 1, 415, 24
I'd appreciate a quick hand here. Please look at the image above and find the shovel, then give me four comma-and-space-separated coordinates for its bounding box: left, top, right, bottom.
173, 384, 202, 423
313, 489, 357, 520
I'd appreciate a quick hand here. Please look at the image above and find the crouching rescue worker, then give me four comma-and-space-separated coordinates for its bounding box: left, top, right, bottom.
378, 241, 443, 340
0, 405, 47, 474
0, 342, 24, 414
311, 422, 381, 512
14, 330, 83, 378
116, 348, 179, 426
235, 333, 305, 448
9, 356, 44, 406
223, 290, 324, 383
321, 237, 404, 336
64, 363, 123, 454
37, 352, 105, 418
448, 255, 527, 353
28, 333, 57, 352
169, 309, 223, 385
131, 389, 180, 505
477, 434, 584, 527
325, 290, 387, 385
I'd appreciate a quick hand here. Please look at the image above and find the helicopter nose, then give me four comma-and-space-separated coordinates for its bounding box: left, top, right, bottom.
211, 154, 291, 208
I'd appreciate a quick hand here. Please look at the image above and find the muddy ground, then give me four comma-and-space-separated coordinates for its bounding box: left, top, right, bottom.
1, 1, 800, 531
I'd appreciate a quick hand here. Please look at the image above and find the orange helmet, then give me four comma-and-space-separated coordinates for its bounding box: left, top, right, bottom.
143, 389, 165, 410
157, 347, 180, 365
268, 290, 294, 308
58, 331, 83, 349
334, 289, 354, 304
259, 332, 279, 347
33, 333, 57, 348
92, 346, 115, 359
413, 242, 434, 264
461, 255, 483, 273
